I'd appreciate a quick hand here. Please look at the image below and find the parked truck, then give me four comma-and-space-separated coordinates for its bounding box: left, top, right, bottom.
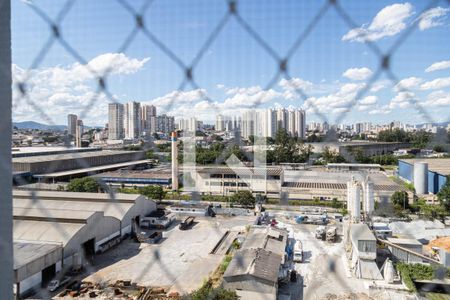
179, 216, 195, 230
326, 226, 337, 243
293, 240, 303, 263
315, 226, 326, 240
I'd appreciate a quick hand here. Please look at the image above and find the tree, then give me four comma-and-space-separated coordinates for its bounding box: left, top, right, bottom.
230, 190, 255, 208
185, 280, 238, 300
437, 175, 450, 212
433, 145, 446, 153
146, 150, 155, 159
391, 191, 409, 210
141, 185, 166, 202
67, 177, 100, 193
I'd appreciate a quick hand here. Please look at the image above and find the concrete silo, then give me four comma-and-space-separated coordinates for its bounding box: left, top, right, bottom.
347, 179, 361, 223
413, 162, 428, 194
364, 181, 374, 215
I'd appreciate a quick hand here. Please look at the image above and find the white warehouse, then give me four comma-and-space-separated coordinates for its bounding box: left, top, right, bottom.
12, 190, 156, 297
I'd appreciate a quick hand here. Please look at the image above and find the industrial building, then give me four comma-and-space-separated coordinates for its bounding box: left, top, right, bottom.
223, 226, 289, 300
191, 166, 283, 196
398, 158, 449, 194
93, 170, 172, 187
12, 190, 156, 296
386, 238, 424, 263
309, 141, 410, 157
282, 170, 403, 203
12, 146, 101, 158
348, 224, 382, 280
13, 150, 148, 182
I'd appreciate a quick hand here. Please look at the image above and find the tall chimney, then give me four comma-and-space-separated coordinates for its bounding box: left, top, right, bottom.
171, 131, 179, 191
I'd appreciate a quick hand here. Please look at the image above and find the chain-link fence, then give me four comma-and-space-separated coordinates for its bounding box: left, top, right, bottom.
2, 0, 450, 299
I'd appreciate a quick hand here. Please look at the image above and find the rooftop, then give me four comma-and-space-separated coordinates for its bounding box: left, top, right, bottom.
14, 241, 62, 270
33, 159, 151, 178
13, 149, 141, 163
386, 237, 422, 246
94, 170, 172, 179
242, 226, 288, 258
351, 224, 376, 242
13, 190, 142, 221
14, 219, 85, 246
196, 166, 283, 176
399, 158, 450, 176
223, 248, 282, 284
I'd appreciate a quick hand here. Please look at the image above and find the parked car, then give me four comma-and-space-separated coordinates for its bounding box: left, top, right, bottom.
47, 276, 70, 292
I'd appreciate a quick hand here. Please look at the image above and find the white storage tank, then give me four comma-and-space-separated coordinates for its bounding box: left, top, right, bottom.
364, 181, 374, 215
347, 180, 361, 222
413, 162, 428, 194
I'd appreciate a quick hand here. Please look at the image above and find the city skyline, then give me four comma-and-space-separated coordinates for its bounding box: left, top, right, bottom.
11, 1, 450, 127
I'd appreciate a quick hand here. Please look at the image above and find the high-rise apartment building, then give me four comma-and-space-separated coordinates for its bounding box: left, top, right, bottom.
108, 103, 124, 140
141, 104, 157, 134
215, 114, 225, 131
124, 101, 141, 139
157, 114, 175, 133
178, 117, 198, 133
67, 114, 77, 136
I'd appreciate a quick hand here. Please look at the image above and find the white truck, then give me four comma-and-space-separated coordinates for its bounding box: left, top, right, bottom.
326, 226, 337, 243
47, 276, 70, 292
315, 226, 326, 240
293, 240, 303, 263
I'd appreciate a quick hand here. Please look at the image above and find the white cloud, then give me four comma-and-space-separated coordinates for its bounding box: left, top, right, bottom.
12, 53, 150, 125
369, 81, 387, 92
342, 67, 373, 81
394, 76, 423, 91
303, 82, 366, 114
418, 7, 450, 30
278, 78, 313, 99
425, 60, 450, 72
342, 3, 414, 42
389, 91, 416, 109
425, 90, 450, 106
223, 87, 280, 108
368, 105, 392, 115
420, 77, 450, 90
357, 95, 378, 111
359, 95, 378, 105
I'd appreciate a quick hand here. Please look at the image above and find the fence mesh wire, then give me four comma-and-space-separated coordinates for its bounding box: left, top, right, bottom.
5, 0, 450, 299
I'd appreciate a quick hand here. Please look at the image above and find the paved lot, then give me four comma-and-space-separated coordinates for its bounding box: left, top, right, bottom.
83, 215, 255, 294
276, 218, 417, 300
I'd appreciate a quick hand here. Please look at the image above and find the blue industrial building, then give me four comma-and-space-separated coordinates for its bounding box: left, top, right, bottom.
398, 159, 449, 194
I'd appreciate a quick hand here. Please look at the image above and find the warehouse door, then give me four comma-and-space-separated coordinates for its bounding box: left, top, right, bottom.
82, 238, 95, 262
41, 264, 56, 287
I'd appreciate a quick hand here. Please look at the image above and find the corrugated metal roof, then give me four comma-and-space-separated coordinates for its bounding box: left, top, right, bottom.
196, 166, 282, 176
13, 190, 142, 202
13, 207, 95, 223
387, 238, 422, 246
224, 248, 282, 283
12, 150, 141, 163
351, 224, 376, 242
32, 159, 151, 178
14, 241, 62, 270
13, 220, 84, 246
13, 198, 134, 222
241, 226, 287, 258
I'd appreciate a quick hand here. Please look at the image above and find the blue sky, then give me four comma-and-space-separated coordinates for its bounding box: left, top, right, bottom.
11, 0, 450, 126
